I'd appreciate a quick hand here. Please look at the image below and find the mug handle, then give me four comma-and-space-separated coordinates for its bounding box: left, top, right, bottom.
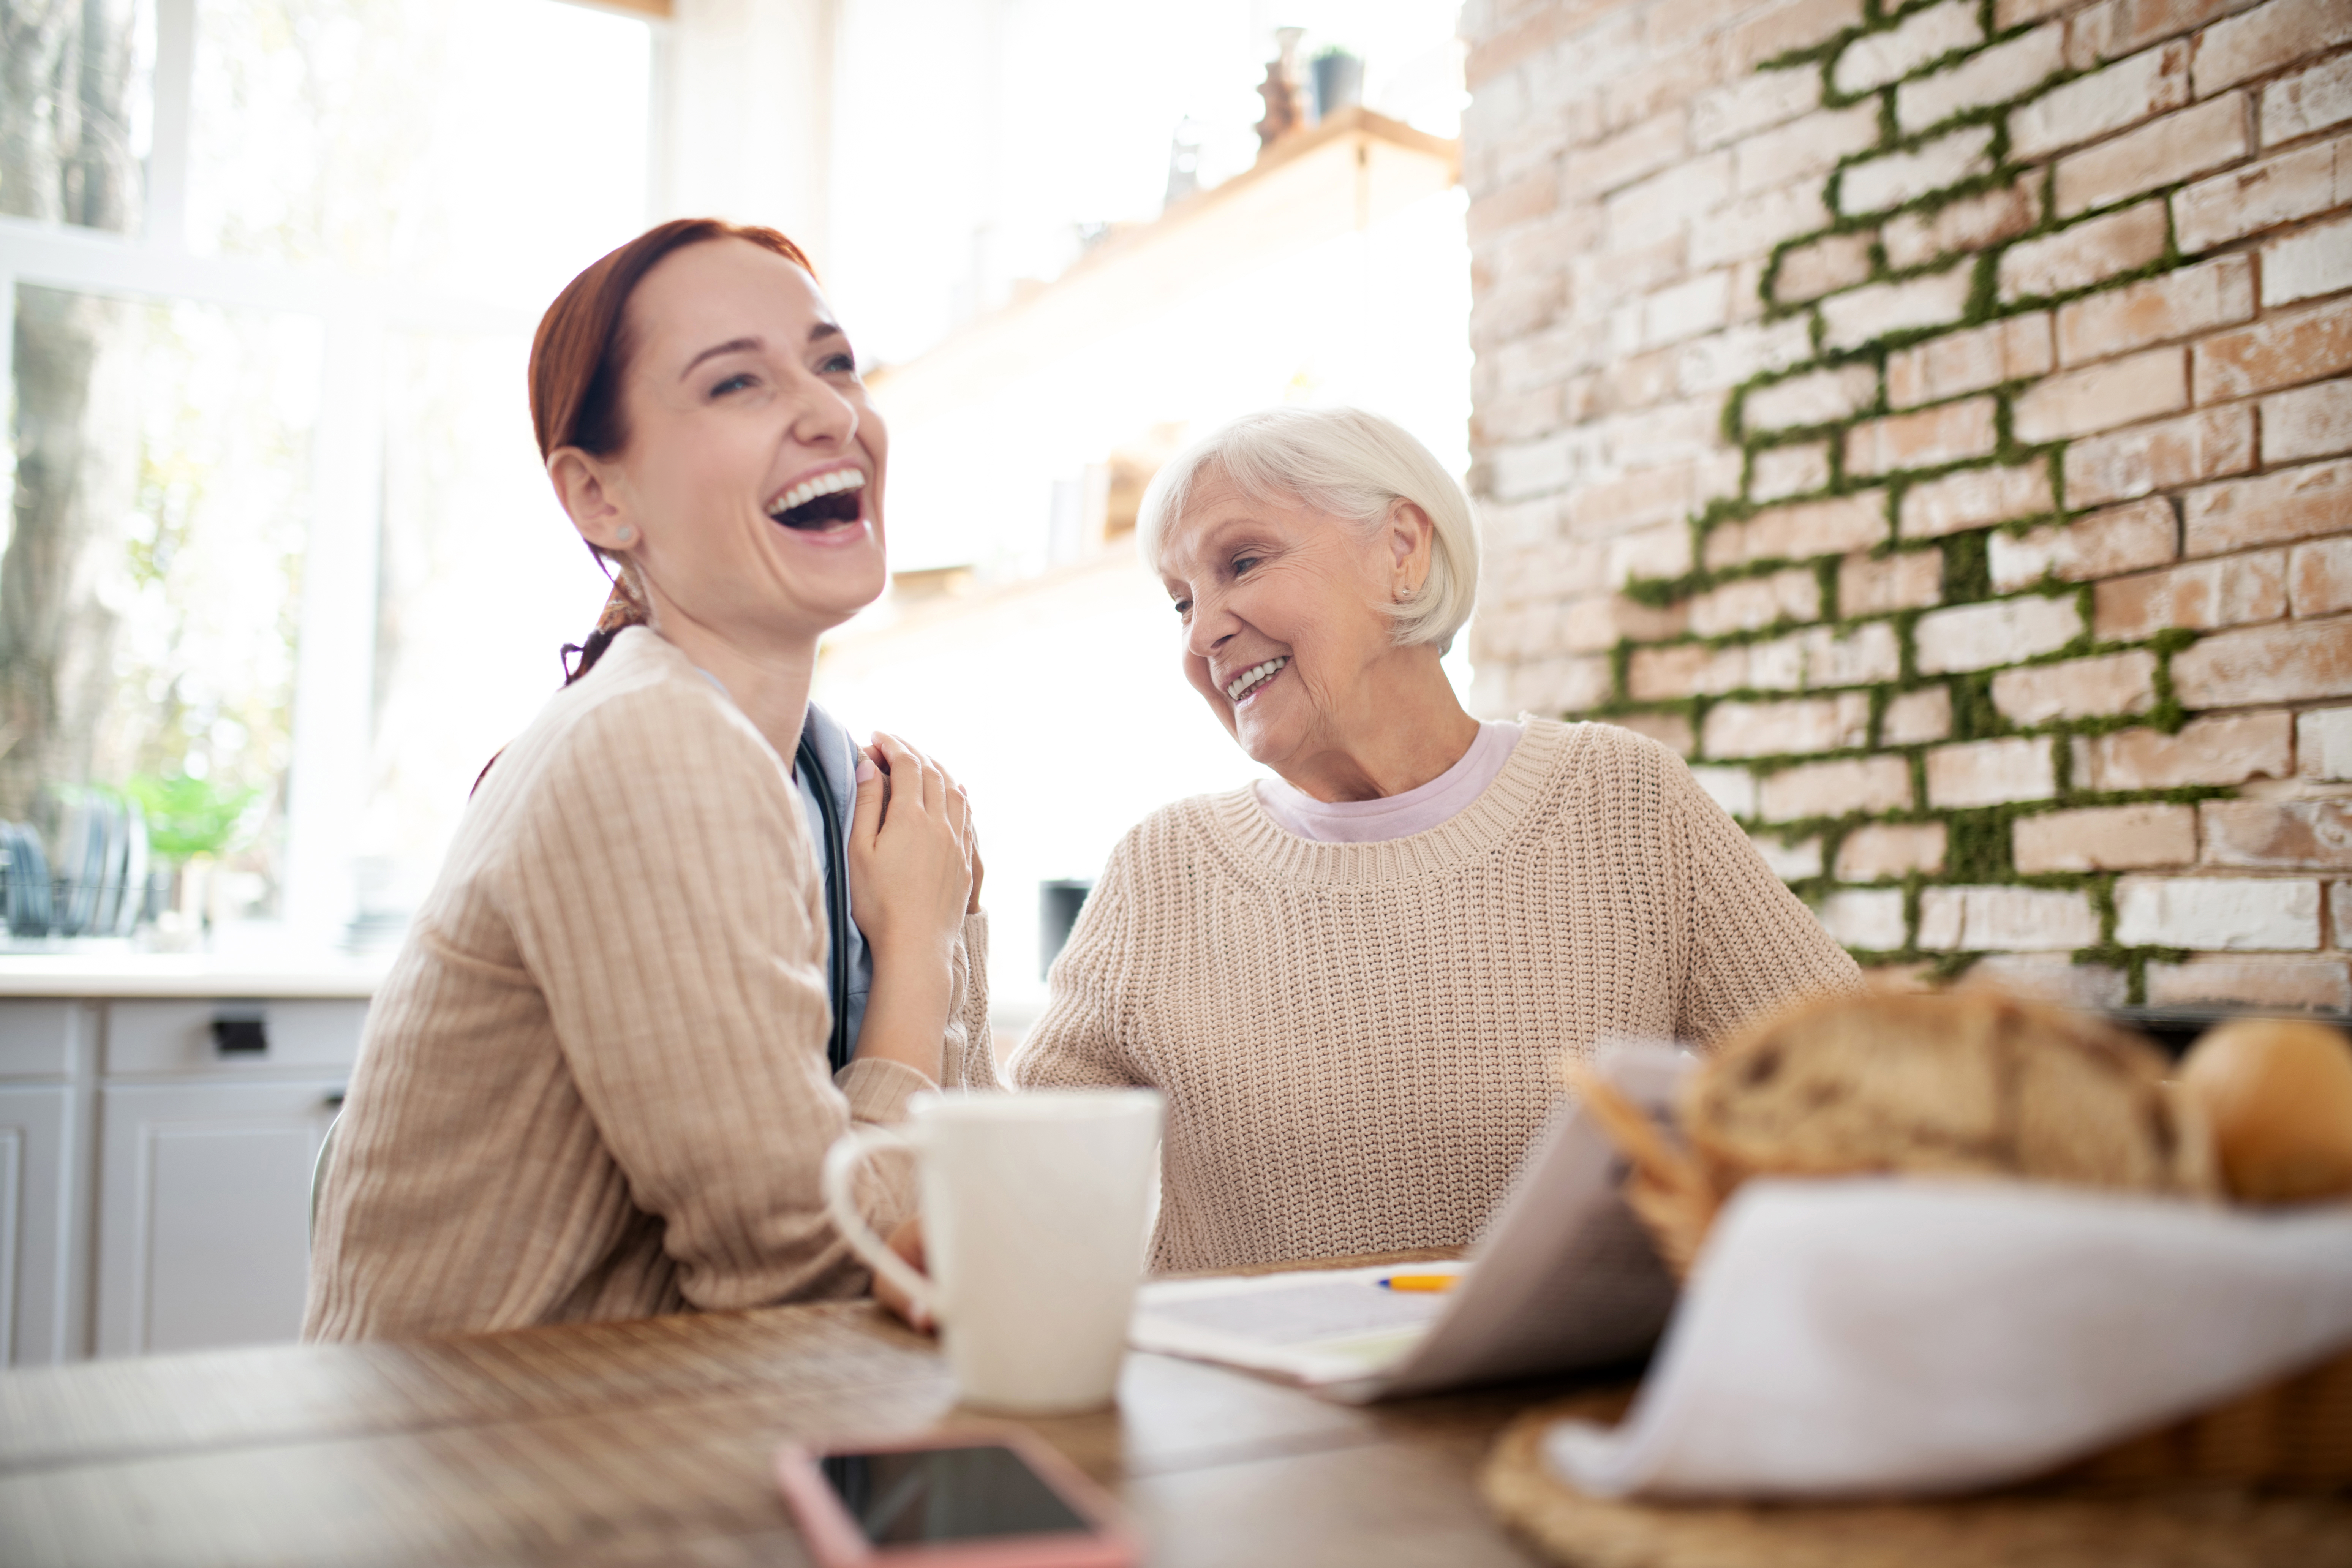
822, 1125, 940, 1325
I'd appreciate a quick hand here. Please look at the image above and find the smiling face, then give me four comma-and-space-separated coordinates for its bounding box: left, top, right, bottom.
550, 237, 889, 648
1160, 474, 1436, 785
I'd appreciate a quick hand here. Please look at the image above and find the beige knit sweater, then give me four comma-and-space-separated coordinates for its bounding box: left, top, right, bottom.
306, 628, 990, 1341
1012, 719, 1861, 1274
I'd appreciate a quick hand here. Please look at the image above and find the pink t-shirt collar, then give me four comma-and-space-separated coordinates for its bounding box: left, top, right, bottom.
1253, 721, 1527, 844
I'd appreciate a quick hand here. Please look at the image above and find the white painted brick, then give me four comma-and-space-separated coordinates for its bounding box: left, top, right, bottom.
2173, 132, 2352, 253
1799, 621, 1903, 687
1925, 736, 2060, 806
1888, 315, 2055, 408
1914, 595, 2085, 674
1735, 103, 1881, 194
1837, 821, 1947, 880
1882, 181, 2038, 270
1688, 567, 1823, 635
1773, 232, 1877, 305
1817, 888, 1909, 948
2264, 378, 2352, 464
2054, 254, 2257, 365
2113, 876, 2322, 949
1677, 317, 1818, 394
1964, 954, 2129, 1008
1989, 649, 2158, 724
1751, 443, 1832, 501
1846, 397, 2001, 476
1607, 522, 1696, 585
1694, 66, 1824, 149
2264, 214, 2352, 308
2145, 954, 2352, 1010
1840, 125, 1997, 214
1899, 462, 2057, 540
1691, 183, 1835, 268
1883, 684, 1953, 744
1996, 201, 2169, 301
2012, 346, 2189, 443
2009, 40, 2191, 160
1707, 490, 1892, 568
1705, 694, 1873, 758
1642, 272, 1733, 347
2057, 94, 2251, 217
2074, 712, 2294, 790
2297, 707, 2352, 779
1759, 755, 1916, 820
1897, 23, 2065, 132
1842, 549, 1944, 616
2013, 803, 2198, 872
1607, 153, 1734, 250
2262, 49, 2352, 147
2194, 0, 2352, 98
1918, 885, 2100, 950
1750, 831, 1826, 880
1820, 265, 1974, 350
1690, 765, 1757, 818
1834, 0, 1983, 95
1744, 364, 1881, 431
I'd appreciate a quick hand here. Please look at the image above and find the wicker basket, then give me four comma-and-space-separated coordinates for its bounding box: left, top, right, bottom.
1480, 1383, 2352, 1568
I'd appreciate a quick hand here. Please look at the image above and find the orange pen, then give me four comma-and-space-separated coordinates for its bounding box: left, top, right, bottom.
1378, 1274, 1459, 1293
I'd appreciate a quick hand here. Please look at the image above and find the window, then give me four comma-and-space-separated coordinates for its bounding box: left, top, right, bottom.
1, 0, 647, 940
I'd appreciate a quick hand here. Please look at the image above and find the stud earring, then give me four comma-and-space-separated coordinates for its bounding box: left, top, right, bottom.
616, 526, 636, 545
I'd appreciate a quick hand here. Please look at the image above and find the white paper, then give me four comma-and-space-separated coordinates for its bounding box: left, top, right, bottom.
1128, 1043, 1687, 1403
1544, 1179, 2352, 1499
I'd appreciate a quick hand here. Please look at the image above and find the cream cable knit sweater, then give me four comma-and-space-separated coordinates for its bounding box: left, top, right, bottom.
307, 628, 989, 1341
1012, 718, 1861, 1274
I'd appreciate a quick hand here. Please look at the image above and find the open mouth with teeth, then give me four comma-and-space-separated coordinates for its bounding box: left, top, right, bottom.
1225, 656, 1288, 704
766, 468, 867, 531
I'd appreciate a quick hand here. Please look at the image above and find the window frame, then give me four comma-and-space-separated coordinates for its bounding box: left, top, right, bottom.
0, 0, 662, 938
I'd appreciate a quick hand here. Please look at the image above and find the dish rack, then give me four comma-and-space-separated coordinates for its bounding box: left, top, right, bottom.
1, 795, 158, 939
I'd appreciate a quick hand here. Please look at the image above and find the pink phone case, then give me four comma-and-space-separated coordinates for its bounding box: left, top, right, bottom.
775, 1427, 1141, 1568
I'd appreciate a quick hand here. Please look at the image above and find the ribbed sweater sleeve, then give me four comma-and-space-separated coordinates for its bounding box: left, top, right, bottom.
1667, 753, 1865, 1046
942, 911, 1002, 1090
499, 682, 910, 1313
305, 630, 962, 1340
1010, 831, 1146, 1092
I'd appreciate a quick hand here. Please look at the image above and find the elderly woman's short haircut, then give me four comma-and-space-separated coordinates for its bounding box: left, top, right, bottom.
1136, 407, 1481, 653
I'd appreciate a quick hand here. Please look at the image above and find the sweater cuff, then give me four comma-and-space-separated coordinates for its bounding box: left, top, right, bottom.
836, 1057, 936, 1125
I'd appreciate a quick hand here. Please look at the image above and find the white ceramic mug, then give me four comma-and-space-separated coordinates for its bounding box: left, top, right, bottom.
823, 1089, 1163, 1415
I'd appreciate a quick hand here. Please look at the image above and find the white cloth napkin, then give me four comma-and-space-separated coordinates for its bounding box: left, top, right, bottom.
1544, 1178, 2352, 1500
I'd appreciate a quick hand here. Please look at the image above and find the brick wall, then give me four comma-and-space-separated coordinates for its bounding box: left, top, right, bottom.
1462, 0, 2352, 1008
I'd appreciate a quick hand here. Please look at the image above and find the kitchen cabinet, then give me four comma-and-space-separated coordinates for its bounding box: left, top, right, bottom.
0, 1000, 89, 1366
0, 960, 379, 1362
93, 1077, 346, 1357
0, 1084, 73, 1364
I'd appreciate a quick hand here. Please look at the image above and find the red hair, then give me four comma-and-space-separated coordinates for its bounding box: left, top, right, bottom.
527, 218, 818, 691
530, 217, 817, 462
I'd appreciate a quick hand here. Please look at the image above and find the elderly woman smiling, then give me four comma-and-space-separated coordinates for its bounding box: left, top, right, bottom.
1011, 407, 1862, 1273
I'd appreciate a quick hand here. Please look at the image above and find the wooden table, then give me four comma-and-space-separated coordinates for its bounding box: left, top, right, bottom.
0, 1268, 1575, 1566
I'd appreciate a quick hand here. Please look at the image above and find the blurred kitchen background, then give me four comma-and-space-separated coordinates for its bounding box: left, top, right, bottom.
0, 0, 1472, 1035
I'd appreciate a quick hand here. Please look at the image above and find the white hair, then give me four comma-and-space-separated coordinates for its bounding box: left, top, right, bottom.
1135, 406, 1481, 654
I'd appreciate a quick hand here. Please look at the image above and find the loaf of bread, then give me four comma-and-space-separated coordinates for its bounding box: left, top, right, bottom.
2179, 1017, 2352, 1204
1569, 989, 2216, 1275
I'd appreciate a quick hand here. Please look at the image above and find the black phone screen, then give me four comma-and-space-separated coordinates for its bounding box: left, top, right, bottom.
819, 1445, 1092, 1545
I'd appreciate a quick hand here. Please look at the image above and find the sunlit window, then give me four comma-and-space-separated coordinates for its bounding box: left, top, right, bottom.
0, 0, 643, 942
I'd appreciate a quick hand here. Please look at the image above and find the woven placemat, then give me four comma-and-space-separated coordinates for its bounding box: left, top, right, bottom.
1478, 1391, 2352, 1568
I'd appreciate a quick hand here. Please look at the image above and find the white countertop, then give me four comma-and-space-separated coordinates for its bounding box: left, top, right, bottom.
0, 948, 394, 999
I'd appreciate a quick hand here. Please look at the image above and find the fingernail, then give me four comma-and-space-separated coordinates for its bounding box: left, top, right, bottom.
857, 757, 877, 782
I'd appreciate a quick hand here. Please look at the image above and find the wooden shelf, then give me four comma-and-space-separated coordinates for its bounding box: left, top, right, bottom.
868, 106, 1461, 428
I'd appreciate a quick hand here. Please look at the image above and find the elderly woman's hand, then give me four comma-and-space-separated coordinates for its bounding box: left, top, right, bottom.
848, 732, 974, 964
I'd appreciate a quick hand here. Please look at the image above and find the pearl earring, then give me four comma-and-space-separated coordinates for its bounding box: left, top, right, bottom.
616, 526, 635, 545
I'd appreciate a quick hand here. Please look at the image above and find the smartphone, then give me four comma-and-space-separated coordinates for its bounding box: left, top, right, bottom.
775, 1429, 1140, 1567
